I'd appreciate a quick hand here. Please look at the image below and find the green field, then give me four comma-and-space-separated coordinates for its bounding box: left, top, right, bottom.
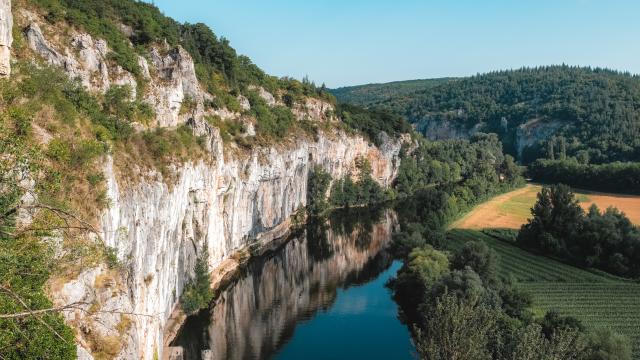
446, 229, 640, 358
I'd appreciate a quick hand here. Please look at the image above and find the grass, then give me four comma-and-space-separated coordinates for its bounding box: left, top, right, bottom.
446, 229, 640, 358
451, 184, 640, 229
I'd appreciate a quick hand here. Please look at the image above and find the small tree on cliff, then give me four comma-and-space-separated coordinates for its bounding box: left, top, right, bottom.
181, 244, 213, 314
307, 166, 331, 216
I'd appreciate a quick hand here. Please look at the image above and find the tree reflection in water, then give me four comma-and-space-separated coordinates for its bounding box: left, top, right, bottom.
172, 207, 398, 360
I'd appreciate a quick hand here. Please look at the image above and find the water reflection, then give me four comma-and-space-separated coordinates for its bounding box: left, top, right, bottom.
172, 207, 406, 360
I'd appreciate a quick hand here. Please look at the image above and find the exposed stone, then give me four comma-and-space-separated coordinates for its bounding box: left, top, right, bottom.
249, 85, 276, 106
516, 118, 564, 159
20, 13, 405, 359
25, 23, 66, 66
0, 0, 12, 77
238, 94, 250, 111
147, 46, 204, 127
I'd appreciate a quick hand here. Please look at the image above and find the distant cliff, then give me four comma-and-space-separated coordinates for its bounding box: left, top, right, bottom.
333, 67, 640, 164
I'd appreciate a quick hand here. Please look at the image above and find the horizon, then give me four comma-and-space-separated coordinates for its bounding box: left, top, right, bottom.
148, 0, 640, 88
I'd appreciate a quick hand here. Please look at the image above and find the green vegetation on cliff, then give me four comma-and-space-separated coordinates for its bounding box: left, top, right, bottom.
26, 0, 335, 102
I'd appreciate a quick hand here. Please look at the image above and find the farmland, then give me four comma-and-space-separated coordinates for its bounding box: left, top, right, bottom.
451, 184, 640, 229
446, 229, 640, 358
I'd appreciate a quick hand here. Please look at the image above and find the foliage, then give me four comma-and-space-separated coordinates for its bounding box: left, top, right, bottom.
205, 115, 246, 143
246, 91, 295, 140
330, 78, 454, 107
350, 66, 640, 164
395, 133, 523, 197
181, 245, 213, 315
414, 293, 498, 360
450, 241, 498, 283
306, 166, 332, 216
447, 229, 640, 359
0, 77, 77, 359
518, 184, 640, 278
335, 103, 412, 145
528, 159, 640, 194
329, 159, 390, 208
583, 328, 632, 360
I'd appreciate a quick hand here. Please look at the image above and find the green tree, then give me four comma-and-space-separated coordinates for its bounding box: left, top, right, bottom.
416, 293, 498, 360
181, 244, 213, 314
451, 241, 498, 284
307, 166, 331, 216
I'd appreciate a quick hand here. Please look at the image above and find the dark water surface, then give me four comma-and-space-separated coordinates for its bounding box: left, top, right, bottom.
172, 208, 416, 360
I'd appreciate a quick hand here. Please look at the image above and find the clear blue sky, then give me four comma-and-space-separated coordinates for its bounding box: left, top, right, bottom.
149, 0, 640, 88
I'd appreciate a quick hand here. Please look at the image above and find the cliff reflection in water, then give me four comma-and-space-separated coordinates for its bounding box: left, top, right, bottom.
173, 207, 398, 360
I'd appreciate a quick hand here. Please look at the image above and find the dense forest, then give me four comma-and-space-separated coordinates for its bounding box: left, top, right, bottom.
334, 66, 640, 165
330, 78, 453, 107
527, 159, 640, 194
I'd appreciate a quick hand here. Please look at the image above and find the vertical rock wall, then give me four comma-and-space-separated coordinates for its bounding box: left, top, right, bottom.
0, 0, 12, 77
15, 10, 404, 359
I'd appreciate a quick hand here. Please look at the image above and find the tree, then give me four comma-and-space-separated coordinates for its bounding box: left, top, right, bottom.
518, 184, 584, 254
307, 166, 331, 216
451, 241, 498, 283
416, 293, 498, 360
391, 245, 449, 314
583, 328, 632, 360
181, 245, 213, 314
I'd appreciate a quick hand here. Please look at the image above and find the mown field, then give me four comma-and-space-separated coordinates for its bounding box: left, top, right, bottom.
451, 184, 640, 229
446, 229, 640, 358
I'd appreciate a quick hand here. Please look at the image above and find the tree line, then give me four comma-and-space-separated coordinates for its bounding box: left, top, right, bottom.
518, 184, 640, 278
528, 159, 640, 195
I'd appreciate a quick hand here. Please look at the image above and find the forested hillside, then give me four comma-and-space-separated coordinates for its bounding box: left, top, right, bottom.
330, 78, 453, 107
337, 66, 640, 165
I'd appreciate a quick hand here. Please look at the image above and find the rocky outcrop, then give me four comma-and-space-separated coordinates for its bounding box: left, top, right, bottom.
147, 46, 204, 127
82, 125, 400, 359
24, 21, 137, 96
15, 10, 404, 360
0, 0, 11, 77
515, 118, 564, 159
418, 117, 485, 140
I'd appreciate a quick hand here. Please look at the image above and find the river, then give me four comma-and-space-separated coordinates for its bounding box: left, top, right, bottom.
172, 207, 416, 360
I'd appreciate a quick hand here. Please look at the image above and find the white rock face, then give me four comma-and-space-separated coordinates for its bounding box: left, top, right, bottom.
24, 21, 137, 96
0, 0, 11, 77
148, 46, 204, 127
17, 12, 404, 358
93, 126, 401, 359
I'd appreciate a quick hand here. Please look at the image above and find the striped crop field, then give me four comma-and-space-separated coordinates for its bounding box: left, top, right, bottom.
446, 229, 640, 358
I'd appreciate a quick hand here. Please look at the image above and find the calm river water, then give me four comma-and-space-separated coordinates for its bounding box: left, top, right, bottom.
172, 208, 416, 360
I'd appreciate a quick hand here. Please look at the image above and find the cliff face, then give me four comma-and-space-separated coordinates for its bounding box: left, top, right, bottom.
0, 0, 11, 77
13, 9, 402, 360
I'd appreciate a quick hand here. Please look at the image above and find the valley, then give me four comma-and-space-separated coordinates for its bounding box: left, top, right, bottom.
1, 1, 639, 360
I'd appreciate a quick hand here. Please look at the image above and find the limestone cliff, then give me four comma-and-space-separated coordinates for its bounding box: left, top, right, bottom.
0, 0, 11, 77
14, 8, 403, 360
